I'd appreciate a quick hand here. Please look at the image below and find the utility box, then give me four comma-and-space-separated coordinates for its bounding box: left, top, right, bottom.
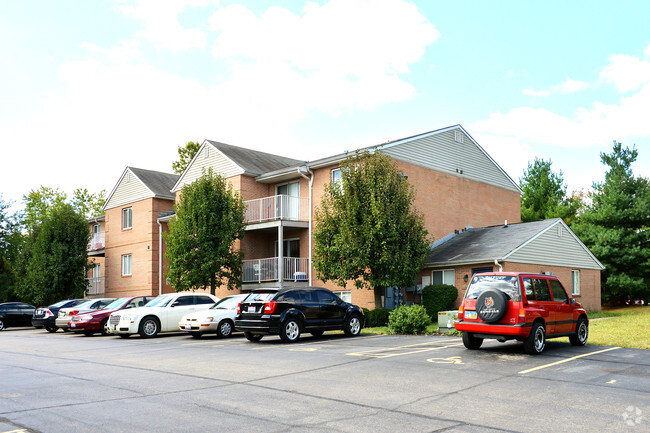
438, 310, 459, 333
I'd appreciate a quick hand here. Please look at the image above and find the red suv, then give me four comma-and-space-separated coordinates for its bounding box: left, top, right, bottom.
455, 272, 589, 354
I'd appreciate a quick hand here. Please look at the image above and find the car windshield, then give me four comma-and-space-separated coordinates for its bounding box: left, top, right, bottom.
145, 294, 174, 308
103, 298, 130, 310
211, 296, 244, 310
464, 275, 521, 301
244, 292, 276, 302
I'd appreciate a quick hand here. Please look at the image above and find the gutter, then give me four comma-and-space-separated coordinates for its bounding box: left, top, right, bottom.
157, 218, 163, 296
297, 165, 314, 285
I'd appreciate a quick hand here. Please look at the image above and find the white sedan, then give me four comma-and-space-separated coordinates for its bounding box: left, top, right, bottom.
178, 294, 246, 338
108, 292, 219, 338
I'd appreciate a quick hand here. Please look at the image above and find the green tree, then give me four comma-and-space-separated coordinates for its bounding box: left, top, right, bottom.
164, 170, 246, 294
519, 158, 580, 224
21, 186, 67, 232
313, 151, 431, 306
172, 141, 201, 174
71, 188, 106, 218
0, 196, 23, 302
572, 142, 650, 303
16, 204, 89, 306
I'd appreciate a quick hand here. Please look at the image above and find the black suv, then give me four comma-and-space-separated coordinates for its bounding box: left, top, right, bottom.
235, 287, 364, 343
0, 302, 36, 331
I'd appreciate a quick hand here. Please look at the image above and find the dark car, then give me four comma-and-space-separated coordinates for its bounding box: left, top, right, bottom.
32, 299, 86, 332
68, 296, 154, 336
235, 287, 364, 343
0, 302, 36, 331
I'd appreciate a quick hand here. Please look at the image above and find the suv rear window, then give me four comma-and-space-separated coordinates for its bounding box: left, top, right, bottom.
244, 292, 276, 302
465, 275, 521, 302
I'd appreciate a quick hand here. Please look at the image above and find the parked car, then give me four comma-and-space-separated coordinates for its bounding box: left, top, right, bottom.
0, 302, 36, 331
32, 299, 86, 332
235, 287, 364, 343
108, 292, 219, 338
68, 296, 155, 336
455, 272, 589, 354
55, 298, 115, 331
178, 294, 247, 338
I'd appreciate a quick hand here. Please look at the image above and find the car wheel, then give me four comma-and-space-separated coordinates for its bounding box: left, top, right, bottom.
216, 320, 233, 338
119, 334, 130, 339
100, 318, 110, 336
189, 332, 202, 339
462, 332, 483, 350
139, 317, 160, 338
0, 320, 4, 331
83, 331, 95, 336
344, 315, 362, 337
280, 319, 301, 343
524, 322, 546, 354
45, 325, 58, 333
310, 330, 324, 337
244, 331, 263, 342
569, 317, 589, 346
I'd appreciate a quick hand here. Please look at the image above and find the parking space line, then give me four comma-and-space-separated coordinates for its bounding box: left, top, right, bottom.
2, 429, 27, 433
518, 347, 620, 375
347, 343, 463, 359
251, 334, 385, 350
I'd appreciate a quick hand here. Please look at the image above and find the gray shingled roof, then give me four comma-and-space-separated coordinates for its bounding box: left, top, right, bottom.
130, 167, 179, 200
207, 140, 306, 175
426, 219, 559, 265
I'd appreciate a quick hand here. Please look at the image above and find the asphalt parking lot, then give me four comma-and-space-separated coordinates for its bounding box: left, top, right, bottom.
0, 328, 648, 433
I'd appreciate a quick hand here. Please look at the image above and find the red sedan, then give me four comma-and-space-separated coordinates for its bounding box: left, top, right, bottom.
68, 296, 154, 336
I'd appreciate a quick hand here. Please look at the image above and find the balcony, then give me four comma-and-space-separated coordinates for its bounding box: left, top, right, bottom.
86, 277, 105, 296
244, 195, 309, 224
88, 232, 105, 253
242, 257, 309, 284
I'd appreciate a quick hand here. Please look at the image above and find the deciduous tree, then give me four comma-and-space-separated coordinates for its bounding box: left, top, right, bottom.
313, 151, 430, 307
172, 141, 201, 174
164, 170, 246, 295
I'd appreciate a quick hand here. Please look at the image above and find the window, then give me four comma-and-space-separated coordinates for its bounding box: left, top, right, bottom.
122, 207, 132, 229
174, 296, 193, 307
195, 295, 215, 305
317, 290, 340, 305
331, 168, 342, 186
274, 238, 300, 258
572, 270, 580, 295
332, 290, 352, 303
122, 254, 132, 276
533, 278, 552, 301
549, 280, 568, 303
432, 269, 455, 285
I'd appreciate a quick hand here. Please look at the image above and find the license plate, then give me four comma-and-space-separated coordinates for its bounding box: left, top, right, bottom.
185, 324, 192, 330
465, 311, 477, 320
71, 323, 75, 328
247, 306, 256, 313
110, 324, 116, 330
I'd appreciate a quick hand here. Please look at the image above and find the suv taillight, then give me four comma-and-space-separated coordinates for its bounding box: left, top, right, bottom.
458, 304, 464, 320
518, 308, 526, 323
236, 303, 241, 314
263, 301, 277, 314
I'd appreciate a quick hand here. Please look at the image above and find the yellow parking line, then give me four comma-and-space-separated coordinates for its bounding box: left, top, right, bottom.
252, 334, 384, 350
348, 343, 463, 359
3, 429, 27, 433
518, 347, 620, 375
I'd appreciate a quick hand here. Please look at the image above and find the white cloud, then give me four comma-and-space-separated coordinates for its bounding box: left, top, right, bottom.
523, 88, 549, 97
113, 0, 208, 52
555, 77, 589, 94
599, 46, 650, 92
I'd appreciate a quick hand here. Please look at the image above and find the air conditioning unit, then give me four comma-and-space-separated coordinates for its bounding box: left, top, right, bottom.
438, 310, 459, 332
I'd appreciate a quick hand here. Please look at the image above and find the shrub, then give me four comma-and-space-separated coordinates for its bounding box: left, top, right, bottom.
365, 307, 390, 327
388, 304, 431, 334
422, 284, 458, 321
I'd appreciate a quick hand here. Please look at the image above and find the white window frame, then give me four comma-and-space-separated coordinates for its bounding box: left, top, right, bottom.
454, 130, 464, 143
122, 207, 132, 230
331, 168, 342, 186
572, 270, 580, 295
333, 290, 351, 303
122, 254, 132, 276
432, 269, 455, 286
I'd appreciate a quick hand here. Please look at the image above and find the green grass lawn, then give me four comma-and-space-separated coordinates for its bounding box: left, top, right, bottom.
363, 306, 650, 349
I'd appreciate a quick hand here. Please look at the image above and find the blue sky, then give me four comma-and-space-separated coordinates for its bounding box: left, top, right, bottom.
1, 0, 649, 210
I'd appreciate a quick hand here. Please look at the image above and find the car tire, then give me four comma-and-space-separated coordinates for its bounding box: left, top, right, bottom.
462, 332, 483, 350
139, 317, 160, 338
216, 320, 233, 338
476, 290, 508, 323
344, 315, 362, 337
100, 318, 110, 336
524, 322, 546, 354
310, 330, 324, 337
189, 332, 202, 339
83, 331, 95, 336
0, 319, 5, 331
569, 317, 589, 346
244, 331, 263, 342
119, 334, 130, 339
45, 325, 58, 333
279, 318, 301, 343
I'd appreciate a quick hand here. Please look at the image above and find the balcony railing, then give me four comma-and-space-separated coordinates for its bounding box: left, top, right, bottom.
86, 277, 105, 296
244, 195, 309, 224
242, 257, 309, 283
88, 232, 105, 251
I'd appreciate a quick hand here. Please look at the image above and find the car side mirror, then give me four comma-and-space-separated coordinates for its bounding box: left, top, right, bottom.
569, 298, 576, 305
171, 301, 180, 307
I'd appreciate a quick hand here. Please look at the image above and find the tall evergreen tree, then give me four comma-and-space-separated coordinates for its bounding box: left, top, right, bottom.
572, 142, 650, 303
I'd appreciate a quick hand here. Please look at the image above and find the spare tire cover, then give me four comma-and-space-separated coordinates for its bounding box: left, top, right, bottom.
476, 290, 508, 323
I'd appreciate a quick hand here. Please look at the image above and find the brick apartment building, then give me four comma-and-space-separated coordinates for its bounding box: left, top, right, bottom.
88, 125, 603, 310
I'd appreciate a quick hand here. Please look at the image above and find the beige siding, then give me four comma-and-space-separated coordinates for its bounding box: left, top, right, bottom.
505, 222, 603, 270
173, 142, 244, 191
105, 169, 153, 210
383, 128, 519, 192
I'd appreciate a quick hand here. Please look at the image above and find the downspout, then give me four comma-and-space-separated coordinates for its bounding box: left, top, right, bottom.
157, 218, 163, 296
494, 258, 503, 272
298, 166, 314, 285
